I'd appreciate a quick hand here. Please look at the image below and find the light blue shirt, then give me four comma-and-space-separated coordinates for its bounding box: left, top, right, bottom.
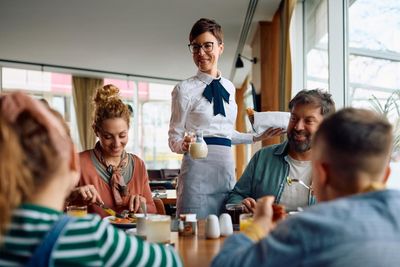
213, 189, 400, 267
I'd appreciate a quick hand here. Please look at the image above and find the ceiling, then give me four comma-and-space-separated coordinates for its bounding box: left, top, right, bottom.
0, 0, 281, 86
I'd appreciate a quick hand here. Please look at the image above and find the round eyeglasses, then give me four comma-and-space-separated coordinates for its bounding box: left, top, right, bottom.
188, 42, 216, 54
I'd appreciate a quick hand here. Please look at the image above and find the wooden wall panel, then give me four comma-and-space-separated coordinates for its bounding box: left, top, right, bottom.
235, 77, 249, 179
259, 16, 282, 147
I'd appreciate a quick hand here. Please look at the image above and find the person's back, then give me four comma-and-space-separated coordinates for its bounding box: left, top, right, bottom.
0, 92, 182, 266
265, 190, 400, 267
0, 206, 181, 266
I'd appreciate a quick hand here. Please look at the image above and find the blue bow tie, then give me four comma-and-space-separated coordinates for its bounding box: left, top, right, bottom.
202, 78, 230, 117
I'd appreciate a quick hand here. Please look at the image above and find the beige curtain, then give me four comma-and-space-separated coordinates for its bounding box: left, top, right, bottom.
257, 0, 296, 147
235, 76, 250, 179
279, 0, 296, 111
72, 77, 103, 151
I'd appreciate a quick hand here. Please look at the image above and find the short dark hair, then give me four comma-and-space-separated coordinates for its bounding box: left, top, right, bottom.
314, 108, 392, 187
189, 18, 223, 44
289, 89, 335, 117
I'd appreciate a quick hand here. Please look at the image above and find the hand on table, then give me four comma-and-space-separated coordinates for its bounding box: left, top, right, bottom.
242, 197, 257, 213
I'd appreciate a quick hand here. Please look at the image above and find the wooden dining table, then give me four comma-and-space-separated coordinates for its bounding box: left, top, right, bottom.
124, 218, 232, 266
171, 220, 227, 267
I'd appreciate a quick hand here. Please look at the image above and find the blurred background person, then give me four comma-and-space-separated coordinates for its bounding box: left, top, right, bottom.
67, 84, 156, 217
0, 92, 181, 266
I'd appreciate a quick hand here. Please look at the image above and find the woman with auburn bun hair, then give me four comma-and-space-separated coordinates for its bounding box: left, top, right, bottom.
67, 84, 156, 217
0, 92, 181, 266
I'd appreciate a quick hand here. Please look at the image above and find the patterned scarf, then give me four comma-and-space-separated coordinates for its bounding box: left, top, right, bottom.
94, 142, 129, 206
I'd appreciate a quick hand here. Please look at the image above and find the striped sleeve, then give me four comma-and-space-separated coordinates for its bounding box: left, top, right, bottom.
53, 215, 182, 267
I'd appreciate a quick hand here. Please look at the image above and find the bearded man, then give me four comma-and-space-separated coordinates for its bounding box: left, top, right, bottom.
226, 89, 335, 213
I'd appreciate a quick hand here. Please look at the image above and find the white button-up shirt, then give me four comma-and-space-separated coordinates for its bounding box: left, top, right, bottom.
169, 70, 253, 153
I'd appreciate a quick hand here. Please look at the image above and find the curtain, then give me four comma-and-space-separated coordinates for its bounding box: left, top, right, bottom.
279, 0, 297, 111
257, 0, 296, 147
235, 76, 250, 179
72, 76, 103, 151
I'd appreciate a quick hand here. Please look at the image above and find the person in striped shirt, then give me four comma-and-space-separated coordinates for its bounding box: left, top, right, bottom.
0, 92, 182, 267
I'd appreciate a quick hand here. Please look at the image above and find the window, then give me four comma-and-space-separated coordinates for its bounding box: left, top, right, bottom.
1, 67, 80, 149
139, 82, 182, 169
304, 0, 329, 90
348, 0, 400, 109
294, 0, 400, 189
348, 0, 400, 188
1, 68, 181, 170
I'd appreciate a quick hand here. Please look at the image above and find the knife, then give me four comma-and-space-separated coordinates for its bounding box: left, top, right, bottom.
95, 202, 117, 217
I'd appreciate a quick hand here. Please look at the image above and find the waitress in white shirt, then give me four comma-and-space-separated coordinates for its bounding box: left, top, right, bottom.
168, 18, 282, 219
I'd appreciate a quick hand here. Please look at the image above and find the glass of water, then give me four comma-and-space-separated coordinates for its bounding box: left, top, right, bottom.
146, 215, 171, 243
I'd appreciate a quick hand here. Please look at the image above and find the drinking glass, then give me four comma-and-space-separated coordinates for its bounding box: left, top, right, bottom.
225, 203, 245, 231
146, 215, 171, 243
239, 213, 253, 231
66, 205, 87, 217
135, 213, 147, 238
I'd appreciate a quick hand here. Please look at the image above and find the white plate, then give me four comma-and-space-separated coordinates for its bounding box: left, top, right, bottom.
104, 216, 137, 229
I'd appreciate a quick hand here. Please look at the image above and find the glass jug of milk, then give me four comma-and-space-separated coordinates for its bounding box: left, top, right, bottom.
189, 130, 208, 159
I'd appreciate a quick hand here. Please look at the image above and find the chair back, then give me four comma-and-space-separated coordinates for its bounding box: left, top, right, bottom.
161, 168, 180, 180
147, 169, 162, 181
153, 197, 166, 215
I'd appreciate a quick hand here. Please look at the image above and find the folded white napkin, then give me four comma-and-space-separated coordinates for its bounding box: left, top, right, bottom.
252, 111, 290, 133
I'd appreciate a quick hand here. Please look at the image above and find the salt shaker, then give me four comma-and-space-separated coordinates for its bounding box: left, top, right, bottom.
205, 214, 220, 239
219, 213, 233, 236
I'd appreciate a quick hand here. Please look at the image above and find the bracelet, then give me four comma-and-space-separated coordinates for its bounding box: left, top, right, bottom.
243, 222, 268, 242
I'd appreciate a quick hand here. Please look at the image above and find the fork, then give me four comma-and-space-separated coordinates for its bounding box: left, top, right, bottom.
287, 177, 312, 190
95, 202, 125, 218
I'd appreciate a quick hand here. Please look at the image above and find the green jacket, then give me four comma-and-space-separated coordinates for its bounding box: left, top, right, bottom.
227, 141, 316, 206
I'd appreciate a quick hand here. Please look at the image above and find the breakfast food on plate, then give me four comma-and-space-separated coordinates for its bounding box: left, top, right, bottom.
110, 216, 137, 224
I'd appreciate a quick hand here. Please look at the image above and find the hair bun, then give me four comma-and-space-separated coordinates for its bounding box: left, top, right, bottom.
93, 84, 120, 105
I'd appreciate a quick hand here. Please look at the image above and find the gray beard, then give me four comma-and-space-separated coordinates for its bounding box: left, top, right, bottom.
291, 140, 311, 153
287, 132, 312, 153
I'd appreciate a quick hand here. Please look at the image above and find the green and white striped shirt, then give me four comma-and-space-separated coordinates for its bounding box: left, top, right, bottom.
0, 204, 182, 267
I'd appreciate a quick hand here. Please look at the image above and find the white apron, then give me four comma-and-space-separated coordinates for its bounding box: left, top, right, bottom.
176, 145, 235, 219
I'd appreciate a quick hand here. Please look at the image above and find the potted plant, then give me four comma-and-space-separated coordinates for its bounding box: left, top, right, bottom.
369, 90, 400, 161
